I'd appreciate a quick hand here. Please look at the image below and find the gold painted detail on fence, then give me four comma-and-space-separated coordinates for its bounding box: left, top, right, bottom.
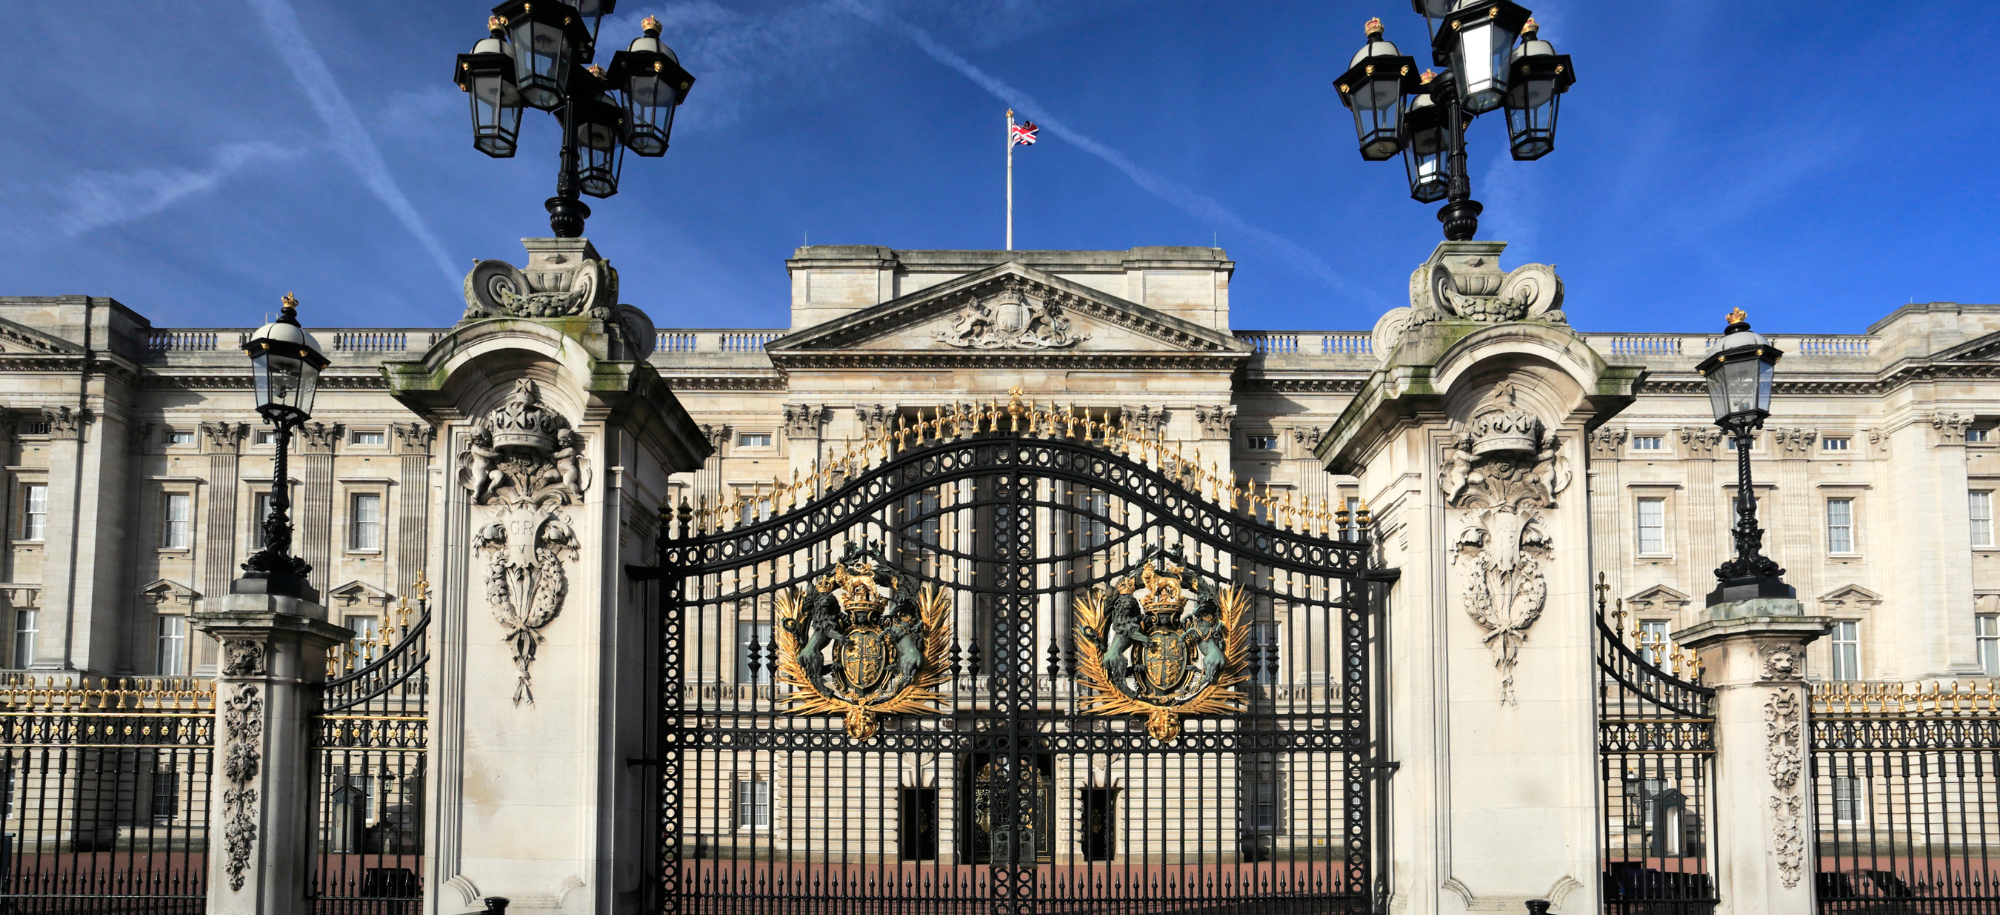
1811, 679, 2000, 717
668, 388, 1374, 540
0, 675, 214, 713
325, 573, 426, 678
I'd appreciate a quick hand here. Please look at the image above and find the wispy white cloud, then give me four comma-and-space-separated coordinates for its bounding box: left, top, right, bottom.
835, 0, 1379, 302
55, 142, 302, 238
243, 0, 459, 287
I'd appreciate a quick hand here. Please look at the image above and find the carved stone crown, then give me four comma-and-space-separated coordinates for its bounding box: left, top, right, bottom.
1466, 382, 1542, 457
487, 379, 564, 452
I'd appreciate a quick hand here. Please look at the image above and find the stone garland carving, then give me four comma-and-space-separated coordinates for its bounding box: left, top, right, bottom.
854, 404, 898, 440
935, 278, 1089, 349
1772, 428, 1817, 455
700, 423, 732, 452
1678, 427, 1723, 457
394, 422, 436, 454
783, 404, 827, 440
297, 421, 341, 454
201, 421, 248, 453
126, 421, 153, 455
1194, 404, 1237, 439
1766, 687, 1806, 888
219, 639, 266, 892
40, 406, 88, 440
1291, 426, 1324, 449
1121, 404, 1170, 438
1866, 428, 1889, 457
1934, 413, 1973, 445
459, 379, 590, 706
1443, 383, 1570, 704
1587, 428, 1628, 459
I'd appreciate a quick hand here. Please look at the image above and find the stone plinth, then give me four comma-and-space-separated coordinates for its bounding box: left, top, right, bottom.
1316, 241, 1644, 913
385, 239, 712, 915
193, 591, 352, 915
1675, 600, 1830, 915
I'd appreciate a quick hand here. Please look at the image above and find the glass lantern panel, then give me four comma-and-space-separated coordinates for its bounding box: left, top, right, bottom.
251, 352, 273, 409
471, 74, 523, 157
1505, 100, 1554, 160
1452, 19, 1509, 113
1705, 371, 1730, 423
624, 82, 674, 155
1723, 359, 1763, 416
579, 139, 623, 198
1405, 144, 1449, 203
509, 17, 571, 108
1757, 360, 1775, 410
264, 355, 304, 413
576, 116, 620, 151
295, 360, 320, 417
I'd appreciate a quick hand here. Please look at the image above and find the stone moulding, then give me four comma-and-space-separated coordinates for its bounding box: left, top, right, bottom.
218, 639, 265, 892
1765, 687, 1806, 888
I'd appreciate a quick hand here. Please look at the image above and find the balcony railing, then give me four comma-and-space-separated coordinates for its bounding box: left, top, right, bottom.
1234, 331, 1375, 356
652, 330, 787, 354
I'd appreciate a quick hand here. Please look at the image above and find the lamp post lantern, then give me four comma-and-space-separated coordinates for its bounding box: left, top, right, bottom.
1696, 308, 1792, 606
239, 293, 329, 598
454, 6, 695, 238
1335, 3, 1575, 240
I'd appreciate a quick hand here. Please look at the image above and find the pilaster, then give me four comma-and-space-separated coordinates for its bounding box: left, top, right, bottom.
1680, 427, 1723, 604
1771, 428, 1817, 606
393, 423, 434, 600
33, 406, 92, 670
199, 421, 249, 673
1587, 428, 1625, 577
1879, 415, 1981, 677
295, 422, 340, 597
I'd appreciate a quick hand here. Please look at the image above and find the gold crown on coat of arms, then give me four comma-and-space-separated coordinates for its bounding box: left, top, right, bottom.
1137, 561, 1188, 615
820, 560, 885, 619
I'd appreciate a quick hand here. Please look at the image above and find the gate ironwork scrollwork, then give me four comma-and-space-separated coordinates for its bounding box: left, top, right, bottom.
647, 394, 1387, 914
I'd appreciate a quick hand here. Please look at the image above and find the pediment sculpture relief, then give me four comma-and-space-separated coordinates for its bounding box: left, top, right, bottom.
463, 254, 617, 320
1442, 382, 1571, 704
457, 379, 591, 706
935, 279, 1089, 349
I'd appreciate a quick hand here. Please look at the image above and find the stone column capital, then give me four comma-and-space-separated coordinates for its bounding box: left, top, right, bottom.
1933, 412, 1973, 447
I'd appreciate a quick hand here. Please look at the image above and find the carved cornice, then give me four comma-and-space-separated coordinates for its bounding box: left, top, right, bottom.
657, 374, 787, 391
767, 352, 1248, 372
1237, 377, 1368, 394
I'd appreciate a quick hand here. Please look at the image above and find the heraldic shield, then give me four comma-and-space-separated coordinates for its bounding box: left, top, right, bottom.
1073, 543, 1251, 742
774, 541, 953, 741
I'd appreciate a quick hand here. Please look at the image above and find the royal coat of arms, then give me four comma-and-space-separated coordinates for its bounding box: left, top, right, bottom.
1073, 544, 1250, 742
774, 542, 953, 741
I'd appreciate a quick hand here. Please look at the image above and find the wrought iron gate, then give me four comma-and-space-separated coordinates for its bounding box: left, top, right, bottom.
1595, 577, 1717, 914
650, 398, 1386, 914
312, 582, 430, 914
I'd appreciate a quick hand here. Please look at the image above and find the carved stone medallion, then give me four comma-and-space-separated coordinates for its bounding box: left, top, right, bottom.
935, 280, 1088, 349
458, 379, 590, 706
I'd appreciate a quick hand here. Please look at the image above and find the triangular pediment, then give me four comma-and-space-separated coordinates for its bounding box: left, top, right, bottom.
767, 263, 1250, 368
138, 579, 200, 608
1624, 584, 1693, 612
327, 580, 396, 608
1934, 330, 2000, 363
1818, 584, 1883, 612
0, 317, 84, 357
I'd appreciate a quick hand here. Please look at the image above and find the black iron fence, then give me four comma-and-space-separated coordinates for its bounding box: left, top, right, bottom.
1595, 585, 1717, 915
0, 677, 213, 915
313, 589, 430, 915
1810, 681, 2000, 914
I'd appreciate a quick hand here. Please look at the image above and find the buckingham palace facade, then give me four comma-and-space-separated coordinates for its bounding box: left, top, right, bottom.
0, 243, 1996, 687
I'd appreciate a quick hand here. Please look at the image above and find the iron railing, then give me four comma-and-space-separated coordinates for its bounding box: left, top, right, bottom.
0, 677, 214, 915
1811, 680, 2000, 913
1596, 582, 1717, 915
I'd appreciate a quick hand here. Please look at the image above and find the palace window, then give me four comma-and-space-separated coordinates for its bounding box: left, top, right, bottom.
1826, 498, 1855, 554
251, 492, 272, 549
737, 433, 773, 449
13, 609, 37, 668
167, 430, 195, 446
1250, 622, 1281, 686
1832, 775, 1866, 825
351, 430, 385, 446
19, 421, 48, 436
1639, 620, 1669, 667
1636, 498, 1666, 555
150, 760, 181, 823
1822, 437, 1850, 452
20, 483, 46, 541
1979, 615, 2000, 678
347, 615, 379, 666
1631, 435, 1663, 451
1342, 496, 1362, 542
161, 493, 192, 550
1244, 762, 1283, 834
154, 615, 187, 676
255, 430, 277, 446
1243, 434, 1279, 451
735, 485, 773, 526
736, 778, 772, 829
1075, 488, 1110, 549
1974, 492, 1994, 547
736, 620, 774, 685
350, 493, 383, 551
1970, 428, 1992, 443
1830, 621, 1861, 681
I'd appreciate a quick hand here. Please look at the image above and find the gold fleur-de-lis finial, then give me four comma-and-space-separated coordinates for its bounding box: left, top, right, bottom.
1726, 307, 1747, 325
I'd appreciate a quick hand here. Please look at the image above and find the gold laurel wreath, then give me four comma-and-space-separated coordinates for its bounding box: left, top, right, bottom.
1072, 583, 1251, 741
774, 582, 953, 740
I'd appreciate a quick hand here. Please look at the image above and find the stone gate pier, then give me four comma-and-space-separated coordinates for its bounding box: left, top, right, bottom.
384, 239, 711, 915
1318, 241, 1645, 913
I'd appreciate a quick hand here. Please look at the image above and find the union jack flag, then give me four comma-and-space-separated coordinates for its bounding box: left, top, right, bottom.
1010, 120, 1039, 146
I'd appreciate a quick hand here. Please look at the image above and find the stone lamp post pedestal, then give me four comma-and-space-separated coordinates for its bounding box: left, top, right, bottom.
193, 589, 352, 915
1675, 599, 1831, 915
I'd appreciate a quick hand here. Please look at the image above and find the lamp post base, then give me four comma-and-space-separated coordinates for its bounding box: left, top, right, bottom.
1706, 574, 1796, 608
232, 571, 319, 604
1437, 199, 1483, 241
546, 195, 592, 239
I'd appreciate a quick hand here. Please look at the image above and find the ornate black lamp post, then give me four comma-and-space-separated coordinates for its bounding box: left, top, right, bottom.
239, 293, 329, 599
454, 4, 695, 237
1696, 308, 1792, 605
1335, 5, 1575, 240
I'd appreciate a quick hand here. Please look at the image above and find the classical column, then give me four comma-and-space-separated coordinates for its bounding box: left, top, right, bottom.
1680, 428, 1723, 602
198, 422, 248, 673
1587, 428, 1626, 578
1771, 429, 1817, 605
693, 423, 730, 516
193, 591, 350, 915
32, 406, 91, 669
392, 423, 434, 599
294, 422, 340, 597
1877, 414, 1982, 677
1675, 602, 1830, 915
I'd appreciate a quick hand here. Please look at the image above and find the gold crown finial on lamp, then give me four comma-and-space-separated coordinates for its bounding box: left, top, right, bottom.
281, 292, 299, 315
1521, 17, 1538, 36
1726, 307, 1748, 325
1365, 16, 1384, 38
641, 14, 661, 34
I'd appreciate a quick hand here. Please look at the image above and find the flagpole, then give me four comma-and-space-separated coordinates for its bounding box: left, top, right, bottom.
1006, 108, 1014, 251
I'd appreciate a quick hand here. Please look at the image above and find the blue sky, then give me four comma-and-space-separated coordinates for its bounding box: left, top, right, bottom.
4, 1, 1995, 334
